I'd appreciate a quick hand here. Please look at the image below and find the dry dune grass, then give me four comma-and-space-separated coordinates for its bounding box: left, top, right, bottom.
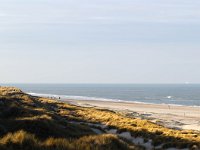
0, 87, 23, 96
0, 86, 200, 149
0, 87, 141, 150
74, 107, 200, 148
37, 96, 200, 149
0, 130, 136, 150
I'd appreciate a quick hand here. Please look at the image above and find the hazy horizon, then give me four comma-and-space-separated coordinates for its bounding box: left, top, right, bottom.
1, 0, 200, 83
1, 83, 200, 85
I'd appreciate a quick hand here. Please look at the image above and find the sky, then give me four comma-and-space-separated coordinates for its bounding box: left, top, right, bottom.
0, 0, 200, 83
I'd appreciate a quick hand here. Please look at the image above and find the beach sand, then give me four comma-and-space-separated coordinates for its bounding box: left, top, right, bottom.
63, 99, 200, 131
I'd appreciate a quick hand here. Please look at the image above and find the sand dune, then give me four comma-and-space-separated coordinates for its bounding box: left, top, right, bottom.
65, 99, 200, 131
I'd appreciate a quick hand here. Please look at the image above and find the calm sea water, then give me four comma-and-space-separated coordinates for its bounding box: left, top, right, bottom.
2, 84, 200, 106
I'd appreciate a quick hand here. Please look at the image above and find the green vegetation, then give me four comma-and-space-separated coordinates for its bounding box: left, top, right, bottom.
0, 87, 200, 150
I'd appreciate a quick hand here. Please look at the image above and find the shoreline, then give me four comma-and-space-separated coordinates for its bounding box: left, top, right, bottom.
28, 92, 200, 108
61, 99, 200, 131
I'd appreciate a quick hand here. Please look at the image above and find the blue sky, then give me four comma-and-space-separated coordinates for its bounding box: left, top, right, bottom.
0, 0, 200, 83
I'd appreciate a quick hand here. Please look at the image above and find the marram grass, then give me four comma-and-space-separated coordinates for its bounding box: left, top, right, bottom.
0, 87, 199, 150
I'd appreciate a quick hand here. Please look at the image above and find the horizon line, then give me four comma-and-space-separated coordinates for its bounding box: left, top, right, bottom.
1, 83, 199, 85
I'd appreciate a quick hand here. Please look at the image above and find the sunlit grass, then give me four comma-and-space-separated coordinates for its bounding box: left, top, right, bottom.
0, 130, 139, 150
0, 86, 199, 149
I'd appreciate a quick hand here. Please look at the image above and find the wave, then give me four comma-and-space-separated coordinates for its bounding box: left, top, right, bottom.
27, 92, 200, 108
28, 92, 124, 102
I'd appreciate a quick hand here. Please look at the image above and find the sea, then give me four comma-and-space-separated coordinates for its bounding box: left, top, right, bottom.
2, 84, 200, 107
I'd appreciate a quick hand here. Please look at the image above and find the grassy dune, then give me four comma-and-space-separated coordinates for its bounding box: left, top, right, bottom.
0, 87, 200, 150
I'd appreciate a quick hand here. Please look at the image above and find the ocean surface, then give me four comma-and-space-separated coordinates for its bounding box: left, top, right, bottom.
2, 84, 200, 106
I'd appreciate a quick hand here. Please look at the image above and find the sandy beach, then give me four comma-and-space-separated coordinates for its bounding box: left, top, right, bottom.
63, 99, 200, 131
